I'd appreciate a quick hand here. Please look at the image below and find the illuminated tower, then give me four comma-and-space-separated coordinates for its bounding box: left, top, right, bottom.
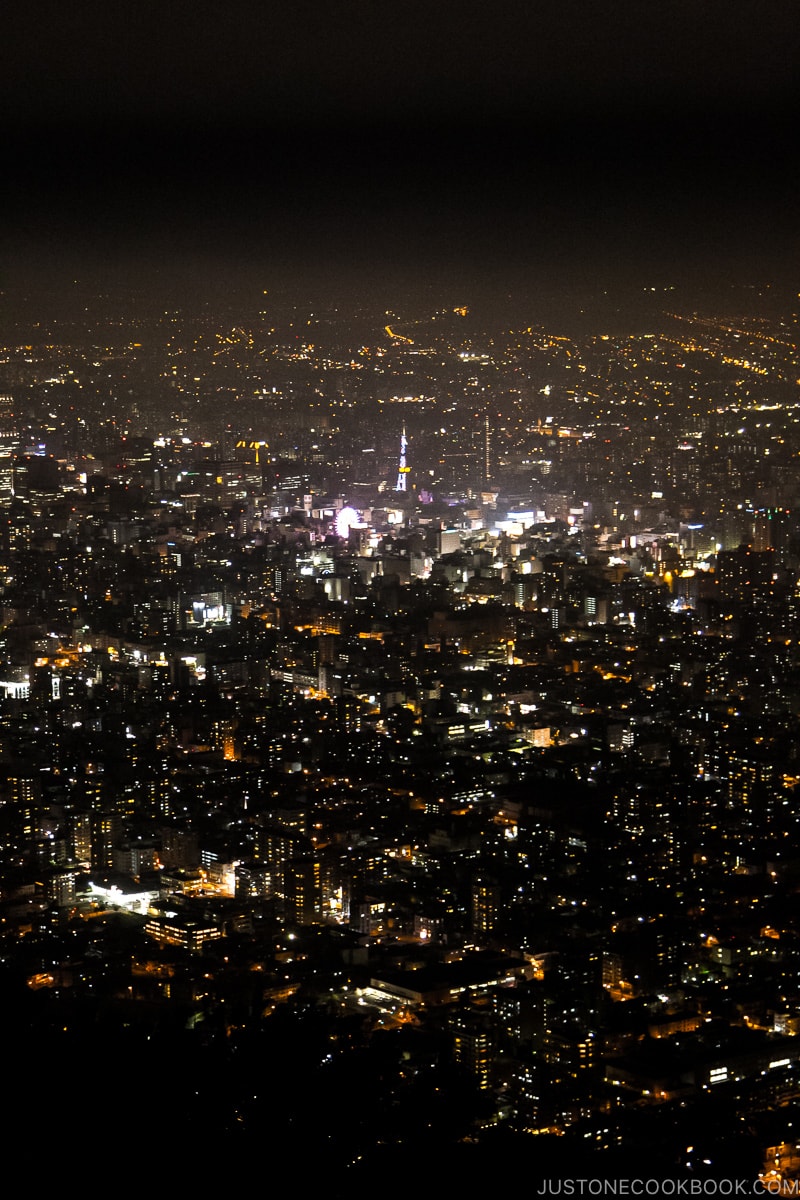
396, 425, 409, 492
483, 414, 491, 485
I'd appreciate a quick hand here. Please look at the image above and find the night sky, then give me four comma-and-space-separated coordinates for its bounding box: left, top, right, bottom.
3, 1, 798, 312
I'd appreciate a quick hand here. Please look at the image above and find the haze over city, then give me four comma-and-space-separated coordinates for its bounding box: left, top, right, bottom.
3, 2, 797, 309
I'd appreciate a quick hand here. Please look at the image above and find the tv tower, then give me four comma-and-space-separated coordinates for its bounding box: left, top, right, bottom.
483, 414, 491, 485
396, 425, 409, 492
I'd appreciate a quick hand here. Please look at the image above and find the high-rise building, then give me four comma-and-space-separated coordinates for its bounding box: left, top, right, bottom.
716, 544, 775, 604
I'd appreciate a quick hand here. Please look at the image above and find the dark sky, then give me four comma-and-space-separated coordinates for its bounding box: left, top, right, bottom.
3, 1, 798, 311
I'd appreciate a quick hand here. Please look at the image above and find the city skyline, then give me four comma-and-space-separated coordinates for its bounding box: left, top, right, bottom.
1, 282, 799, 1181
